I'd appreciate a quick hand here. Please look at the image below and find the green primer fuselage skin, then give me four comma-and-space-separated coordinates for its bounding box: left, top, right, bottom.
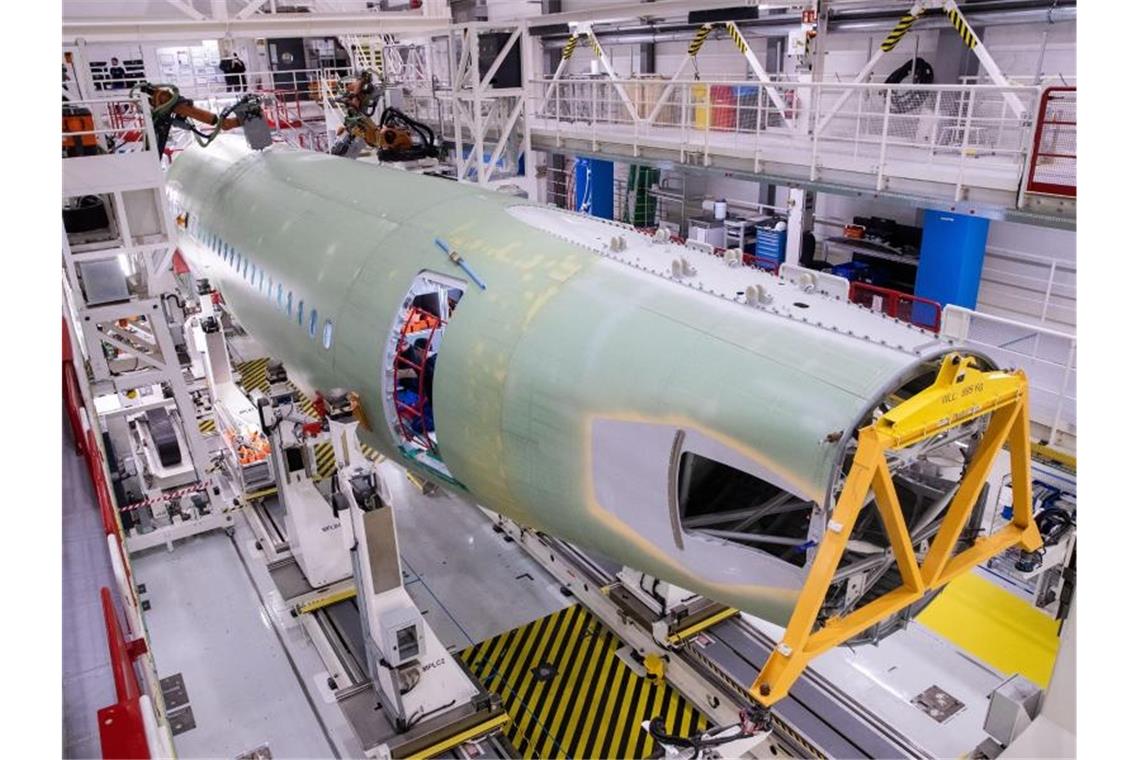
168, 138, 955, 626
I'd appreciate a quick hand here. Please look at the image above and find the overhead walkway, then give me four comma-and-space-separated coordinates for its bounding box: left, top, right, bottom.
524, 77, 1074, 228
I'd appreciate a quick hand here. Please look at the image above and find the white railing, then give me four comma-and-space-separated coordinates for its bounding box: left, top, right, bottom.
526, 77, 1040, 202
63, 94, 160, 158
978, 246, 1076, 330
940, 305, 1075, 449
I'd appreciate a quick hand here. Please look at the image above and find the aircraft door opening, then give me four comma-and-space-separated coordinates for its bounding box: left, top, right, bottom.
383, 271, 466, 479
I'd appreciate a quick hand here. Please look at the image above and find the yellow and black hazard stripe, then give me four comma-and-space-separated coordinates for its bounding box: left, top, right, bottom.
312, 441, 338, 480
235, 356, 383, 468
236, 356, 318, 418
198, 416, 217, 435
236, 356, 271, 394
589, 34, 604, 58
561, 34, 579, 61
688, 23, 714, 58
725, 22, 749, 56
944, 5, 978, 49
459, 604, 709, 759
880, 11, 923, 52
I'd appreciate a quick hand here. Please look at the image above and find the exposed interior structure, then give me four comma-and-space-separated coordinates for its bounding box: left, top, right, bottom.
386, 271, 465, 476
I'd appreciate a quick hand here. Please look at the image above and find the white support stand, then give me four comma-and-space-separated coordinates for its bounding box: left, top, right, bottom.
329, 413, 478, 732
63, 91, 233, 554
447, 23, 533, 196
784, 187, 814, 267
258, 390, 352, 589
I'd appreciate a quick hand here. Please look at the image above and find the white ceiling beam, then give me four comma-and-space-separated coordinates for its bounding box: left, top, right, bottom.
235, 0, 266, 21
526, 1, 797, 28
165, 0, 207, 21
63, 13, 451, 44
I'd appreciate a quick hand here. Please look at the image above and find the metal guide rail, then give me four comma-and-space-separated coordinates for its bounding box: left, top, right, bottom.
305, 594, 513, 760
248, 490, 512, 759
492, 517, 922, 758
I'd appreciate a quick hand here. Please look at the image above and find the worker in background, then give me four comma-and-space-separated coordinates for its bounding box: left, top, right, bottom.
108, 57, 126, 89
219, 52, 247, 92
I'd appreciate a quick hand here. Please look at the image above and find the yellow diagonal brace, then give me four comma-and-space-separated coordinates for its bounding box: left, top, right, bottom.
870, 458, 923, 593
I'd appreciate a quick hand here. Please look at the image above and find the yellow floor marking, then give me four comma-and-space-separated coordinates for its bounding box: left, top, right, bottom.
917, 570, 1061, 687
461, 605, 707, 759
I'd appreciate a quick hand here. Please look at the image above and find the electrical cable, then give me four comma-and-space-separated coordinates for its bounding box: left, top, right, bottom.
883, 57, 934, 113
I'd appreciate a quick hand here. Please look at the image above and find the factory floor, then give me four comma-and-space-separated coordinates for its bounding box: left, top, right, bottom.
62, 411, 118, 759
125, 458, 571, 758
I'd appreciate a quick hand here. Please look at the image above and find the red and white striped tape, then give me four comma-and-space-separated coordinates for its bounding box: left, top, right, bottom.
121, 482, 210, 512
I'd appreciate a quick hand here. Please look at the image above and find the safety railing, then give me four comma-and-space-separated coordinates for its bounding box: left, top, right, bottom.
978, 246, 1075, 330
850, 281, 942, 332
527, 78, 1040, 201
63, 95, 159, 158
63, 318, 174, 759
939, 305, 1075, 448
1025, 86, 1076, 197
79, 68, 352, 153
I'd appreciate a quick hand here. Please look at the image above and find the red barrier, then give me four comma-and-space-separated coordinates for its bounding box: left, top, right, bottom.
66, 324, 153, 758
97, 587, 150, 760
64, 319, 85, 455
849, 281, 942, 332
1026, 86, 1076, 198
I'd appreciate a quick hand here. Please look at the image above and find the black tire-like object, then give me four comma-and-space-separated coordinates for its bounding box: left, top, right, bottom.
884, 56, 935, 113
62, 195, 110, 233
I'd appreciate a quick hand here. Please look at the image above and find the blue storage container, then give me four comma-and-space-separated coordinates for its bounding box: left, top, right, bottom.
752, 228, 787, 265
830, 259, 890, 286
573, 157, 614, 220
915, 210, 989, 309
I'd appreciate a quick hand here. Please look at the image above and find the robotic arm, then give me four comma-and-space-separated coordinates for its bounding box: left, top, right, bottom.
328, 70, 439, 162
134, 82, 273, 156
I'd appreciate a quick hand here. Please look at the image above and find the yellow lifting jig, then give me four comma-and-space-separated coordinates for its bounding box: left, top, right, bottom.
750, 353, 1044, 706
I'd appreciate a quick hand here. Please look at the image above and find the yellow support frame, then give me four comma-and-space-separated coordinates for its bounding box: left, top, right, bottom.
749, 353, 1044, 706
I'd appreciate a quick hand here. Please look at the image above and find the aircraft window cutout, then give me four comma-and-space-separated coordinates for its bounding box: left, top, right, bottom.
242, 259, 249, 280
322, 320, 334, 350
285, 290, 292, 317
676, 451, 811, 569
309, 308, 318, 338
297, 299, 304, 326
276, 283, 284, 309
385, 271, 466, 479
